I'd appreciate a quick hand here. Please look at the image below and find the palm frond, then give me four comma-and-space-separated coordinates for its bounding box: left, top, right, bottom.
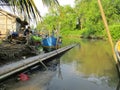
0, 0, 59, 23
42, 0, 59, 7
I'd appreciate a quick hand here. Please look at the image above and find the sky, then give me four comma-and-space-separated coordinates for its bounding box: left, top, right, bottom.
0, 0, 75, 17
34, 0, 75, 16
0, 0, 75, 26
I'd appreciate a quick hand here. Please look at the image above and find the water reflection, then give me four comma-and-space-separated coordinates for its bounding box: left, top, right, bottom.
0, 57, 61, 90
0, 40, 119, 90
57, 57, 63, 80
116, 80, 120, 90
59, 40, 119, 89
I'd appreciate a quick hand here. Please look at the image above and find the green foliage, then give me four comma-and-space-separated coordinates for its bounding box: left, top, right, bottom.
36, 5, 77, 34
36, 14, 58, 33
36, 0, 120, 41
74, 0, 120, 40
109, 25, 120, 41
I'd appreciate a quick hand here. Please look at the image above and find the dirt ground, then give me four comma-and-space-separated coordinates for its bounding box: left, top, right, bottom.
0, 41, 39, 66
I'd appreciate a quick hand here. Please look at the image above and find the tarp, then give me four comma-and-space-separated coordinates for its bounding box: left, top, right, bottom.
42, 36, 57, 47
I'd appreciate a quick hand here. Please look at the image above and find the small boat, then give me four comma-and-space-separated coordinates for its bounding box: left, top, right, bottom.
41, 35, 62, 52
115, 40, 120, 62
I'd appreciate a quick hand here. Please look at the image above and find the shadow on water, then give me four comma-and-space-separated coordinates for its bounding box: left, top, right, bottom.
116, 79, 120, 90
0, 55, 62, 90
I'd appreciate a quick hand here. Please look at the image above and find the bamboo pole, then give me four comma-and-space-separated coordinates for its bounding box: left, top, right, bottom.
55, 23, 61, 49
97, 0, 118, 63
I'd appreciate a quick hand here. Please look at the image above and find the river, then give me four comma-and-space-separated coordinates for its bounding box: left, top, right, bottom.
0, 39, 119, 90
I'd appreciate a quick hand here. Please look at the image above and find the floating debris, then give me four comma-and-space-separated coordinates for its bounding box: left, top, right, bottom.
18, 73, 29, 81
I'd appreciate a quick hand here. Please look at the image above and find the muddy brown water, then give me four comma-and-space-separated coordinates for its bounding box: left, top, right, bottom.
0, 39, 119, 90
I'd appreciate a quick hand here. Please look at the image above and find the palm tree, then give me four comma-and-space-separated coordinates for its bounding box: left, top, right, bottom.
0, 0, 59, 22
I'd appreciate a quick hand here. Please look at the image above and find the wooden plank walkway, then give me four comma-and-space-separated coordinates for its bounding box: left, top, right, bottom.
0, 44, 76, 80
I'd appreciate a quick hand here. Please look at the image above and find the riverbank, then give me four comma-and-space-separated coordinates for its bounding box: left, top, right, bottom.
0, 40, 42, 66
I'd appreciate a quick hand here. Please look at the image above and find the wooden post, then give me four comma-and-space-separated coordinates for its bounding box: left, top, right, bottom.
97, 0, 118, 63
5, 15, 7, 36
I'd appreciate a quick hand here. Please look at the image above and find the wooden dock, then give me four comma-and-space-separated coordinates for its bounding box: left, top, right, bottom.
0, 44, 76, 80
